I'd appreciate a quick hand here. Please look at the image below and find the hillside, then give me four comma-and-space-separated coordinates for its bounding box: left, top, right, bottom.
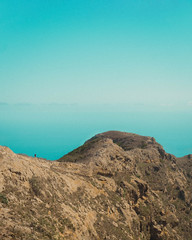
0, 131, 192, 240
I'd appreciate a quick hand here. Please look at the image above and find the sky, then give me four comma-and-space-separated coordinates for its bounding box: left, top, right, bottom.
0, 0, 192, 108
0, 1, 192, 159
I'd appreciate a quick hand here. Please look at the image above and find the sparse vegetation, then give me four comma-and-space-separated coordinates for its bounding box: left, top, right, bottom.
0, 193, 8, 204
29, 176, 43, 196
58, 137, 101, 162
140, 141, 148, 149
59, 217, 75, 231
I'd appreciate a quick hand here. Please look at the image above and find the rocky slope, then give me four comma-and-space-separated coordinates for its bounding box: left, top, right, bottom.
0, 131, 192, 240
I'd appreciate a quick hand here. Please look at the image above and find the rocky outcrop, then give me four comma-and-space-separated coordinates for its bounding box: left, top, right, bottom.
0, 131, 192, 239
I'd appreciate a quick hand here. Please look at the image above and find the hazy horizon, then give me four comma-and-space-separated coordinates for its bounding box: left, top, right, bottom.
0, 104, 192, 160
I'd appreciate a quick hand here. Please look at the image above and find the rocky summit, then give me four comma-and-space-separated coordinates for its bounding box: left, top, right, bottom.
0, 131, 192, 240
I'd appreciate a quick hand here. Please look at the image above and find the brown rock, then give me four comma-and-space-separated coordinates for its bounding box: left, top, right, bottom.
0, 131, 191, 240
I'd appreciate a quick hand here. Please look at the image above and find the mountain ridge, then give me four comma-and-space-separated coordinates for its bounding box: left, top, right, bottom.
0, 131, 192, 240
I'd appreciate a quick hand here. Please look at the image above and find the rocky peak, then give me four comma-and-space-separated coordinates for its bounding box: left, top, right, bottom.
59, 131, 173, 164
89, 131, 156, 150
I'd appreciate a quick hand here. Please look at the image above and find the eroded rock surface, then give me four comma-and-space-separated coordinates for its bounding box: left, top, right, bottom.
0, 131, 192, 239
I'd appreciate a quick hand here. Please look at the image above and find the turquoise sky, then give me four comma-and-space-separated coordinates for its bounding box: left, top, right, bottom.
1, 1, 192, 159
0, 0, 192, 108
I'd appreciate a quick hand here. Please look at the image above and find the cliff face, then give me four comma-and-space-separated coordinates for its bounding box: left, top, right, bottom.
0, 131, 192, 240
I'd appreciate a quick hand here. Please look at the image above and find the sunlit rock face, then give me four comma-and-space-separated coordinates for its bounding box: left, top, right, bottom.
0, 131, 192, 240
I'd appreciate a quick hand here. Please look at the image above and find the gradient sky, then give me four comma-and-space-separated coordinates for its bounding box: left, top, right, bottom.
1, 0, 192, 108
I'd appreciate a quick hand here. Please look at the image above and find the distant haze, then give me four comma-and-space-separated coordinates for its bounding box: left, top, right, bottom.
0, 104, 192, 160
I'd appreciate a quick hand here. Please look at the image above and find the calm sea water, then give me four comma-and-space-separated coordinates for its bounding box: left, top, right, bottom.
0, 104, 192, 160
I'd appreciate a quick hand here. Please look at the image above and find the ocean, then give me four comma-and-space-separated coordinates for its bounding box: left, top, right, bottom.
0, 104, 192, 160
